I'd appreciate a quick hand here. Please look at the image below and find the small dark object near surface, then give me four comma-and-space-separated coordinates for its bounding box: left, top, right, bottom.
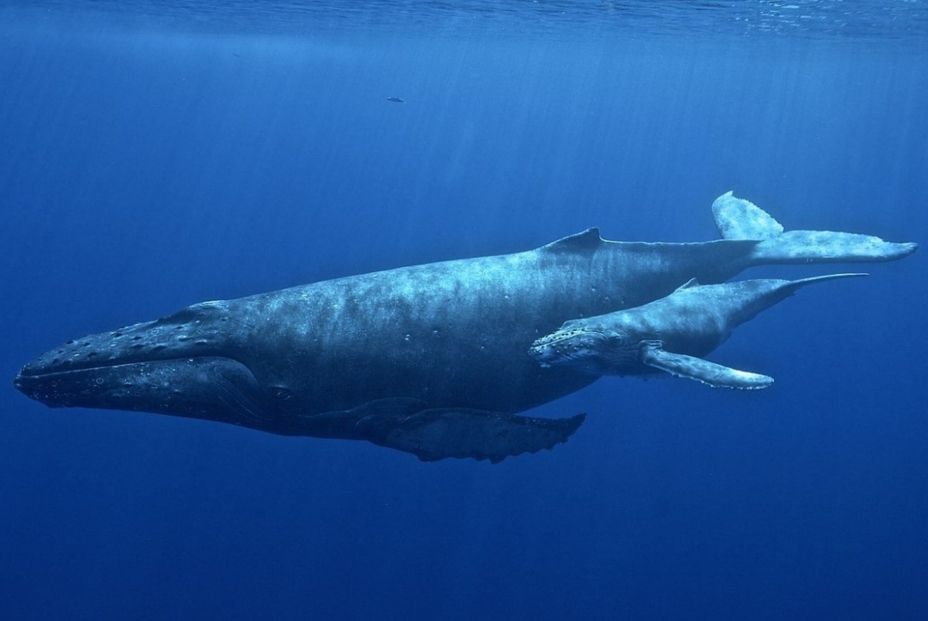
386, 96, 405, 103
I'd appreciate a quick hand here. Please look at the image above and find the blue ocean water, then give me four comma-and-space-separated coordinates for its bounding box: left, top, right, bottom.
1, 1, 927, 619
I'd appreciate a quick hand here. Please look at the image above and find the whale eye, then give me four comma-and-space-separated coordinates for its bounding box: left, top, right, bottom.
270, 386, 293, 401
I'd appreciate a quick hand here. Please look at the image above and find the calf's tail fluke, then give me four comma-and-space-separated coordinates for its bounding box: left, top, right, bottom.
783, 272, 869, 293
712, 191, 918, 264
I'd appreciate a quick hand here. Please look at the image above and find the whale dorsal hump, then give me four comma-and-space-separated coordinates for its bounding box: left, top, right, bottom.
712, 191, 784, 240
674, 277, 700, 292
541, 227, 603, 253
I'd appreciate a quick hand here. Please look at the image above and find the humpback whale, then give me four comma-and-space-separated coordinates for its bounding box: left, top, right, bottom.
530, 273, 867, 390
13, 193, 917, 462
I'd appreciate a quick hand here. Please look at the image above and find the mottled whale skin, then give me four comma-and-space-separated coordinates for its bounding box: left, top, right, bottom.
13, 193, 917, 461
530, 273, 867, 390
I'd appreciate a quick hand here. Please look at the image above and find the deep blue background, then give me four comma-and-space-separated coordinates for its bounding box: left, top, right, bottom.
1, 5, 927, 620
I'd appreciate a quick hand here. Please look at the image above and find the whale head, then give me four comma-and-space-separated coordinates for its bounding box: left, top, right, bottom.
530, 322, 638, 374
12, 301, 282, 431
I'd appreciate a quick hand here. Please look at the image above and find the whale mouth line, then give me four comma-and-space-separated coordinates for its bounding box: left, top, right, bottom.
14, 356, 206, 398
13, 354, 262, 416
12, 354, 253, 400
18, 356, 198, 379
16, 353, 229, 380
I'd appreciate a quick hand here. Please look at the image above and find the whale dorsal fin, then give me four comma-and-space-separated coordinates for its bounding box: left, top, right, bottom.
541, 227, 603, 253
640, 342, 773, 390
674, 277, 700, 292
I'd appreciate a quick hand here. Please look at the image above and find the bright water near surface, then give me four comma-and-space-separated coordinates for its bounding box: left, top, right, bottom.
1, 1, 927, 620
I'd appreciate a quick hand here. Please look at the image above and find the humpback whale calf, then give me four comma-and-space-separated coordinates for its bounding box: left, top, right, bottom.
530, 273, 866, 390
13, 193, 917, 462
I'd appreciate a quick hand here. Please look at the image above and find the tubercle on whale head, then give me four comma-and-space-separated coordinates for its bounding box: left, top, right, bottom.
16, 300, 236, 378
529, 324, 628, 371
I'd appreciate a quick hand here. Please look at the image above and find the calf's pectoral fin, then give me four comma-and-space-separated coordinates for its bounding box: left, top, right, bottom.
641, 343, 774, 390
360, 407, 586, 463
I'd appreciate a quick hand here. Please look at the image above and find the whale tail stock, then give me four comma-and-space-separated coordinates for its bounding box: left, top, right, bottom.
712, 191, 918, 264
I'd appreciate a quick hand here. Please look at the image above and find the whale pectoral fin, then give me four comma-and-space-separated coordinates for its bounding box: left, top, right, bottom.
363, 408, 586, 463
641, 345, 774, 390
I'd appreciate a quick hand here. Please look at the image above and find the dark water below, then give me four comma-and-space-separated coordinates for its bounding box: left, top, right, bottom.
1, 2, 927, 620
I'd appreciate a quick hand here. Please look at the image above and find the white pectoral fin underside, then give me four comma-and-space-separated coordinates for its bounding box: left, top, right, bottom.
641, 344, 774, 390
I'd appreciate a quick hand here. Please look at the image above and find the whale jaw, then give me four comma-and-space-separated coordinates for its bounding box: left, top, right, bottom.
13, 301, 270, 427
14, 354, 267, 427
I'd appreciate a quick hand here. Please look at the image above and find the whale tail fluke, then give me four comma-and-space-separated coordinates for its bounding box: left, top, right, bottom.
712, 191, 918, 263
751, 230, 917, 264
784, 272, 869, 292
751, 272, 869, 315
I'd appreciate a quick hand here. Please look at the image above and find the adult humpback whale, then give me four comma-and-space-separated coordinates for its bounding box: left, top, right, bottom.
14, 193, 917, 462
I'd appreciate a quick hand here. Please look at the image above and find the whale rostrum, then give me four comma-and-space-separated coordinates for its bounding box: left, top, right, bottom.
14, 193, 916, 462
